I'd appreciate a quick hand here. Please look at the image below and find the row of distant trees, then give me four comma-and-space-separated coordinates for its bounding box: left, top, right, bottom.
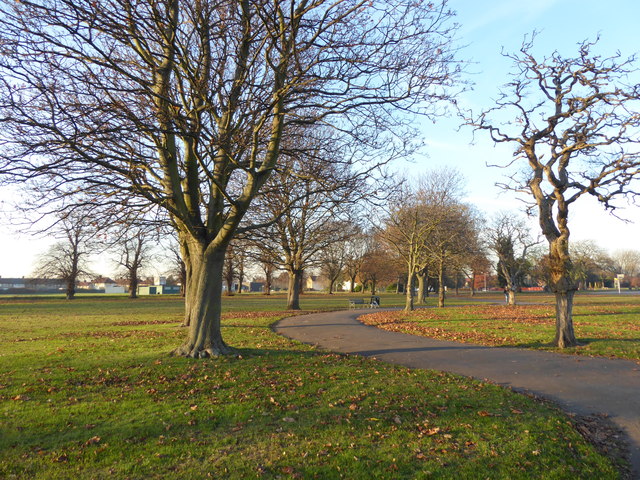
1, 0, 639, 353
36, 169, 640, 315
31, 216, 186, 300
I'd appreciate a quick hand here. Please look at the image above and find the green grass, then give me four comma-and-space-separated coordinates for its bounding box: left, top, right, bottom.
361, 292, 640, 361
0, 295, 625, 478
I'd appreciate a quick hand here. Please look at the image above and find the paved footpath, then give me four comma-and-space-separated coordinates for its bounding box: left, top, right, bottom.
274, 309, 640, 477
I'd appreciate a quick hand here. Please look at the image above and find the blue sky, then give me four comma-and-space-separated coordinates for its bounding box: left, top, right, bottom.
407, 0, 640, 251
1, 0, 640, 277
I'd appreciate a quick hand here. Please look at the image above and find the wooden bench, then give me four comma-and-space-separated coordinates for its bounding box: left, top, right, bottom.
348, 296, 380, 309
348, 298, 365, 309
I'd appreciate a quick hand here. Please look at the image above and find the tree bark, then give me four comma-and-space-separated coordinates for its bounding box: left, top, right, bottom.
404, 270, 415, 311
548, 237, 579, 347
454, 271, 459, 295
554, 289, 577, 348
437, 261, 445, 308
173, 247, 233, 357
66, 278, 76, 300
128, 267, 138, 299
287, 269, 303, 310
416, 272, 427, 304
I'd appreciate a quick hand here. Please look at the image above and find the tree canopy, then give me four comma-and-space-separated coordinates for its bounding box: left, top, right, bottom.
0, 0, 462, 356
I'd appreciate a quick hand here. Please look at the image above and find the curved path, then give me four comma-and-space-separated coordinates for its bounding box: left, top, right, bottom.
274, 309, 640, 477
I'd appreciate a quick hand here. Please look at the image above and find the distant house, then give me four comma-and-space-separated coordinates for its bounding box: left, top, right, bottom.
104, 283, 126, 294
0, 277, 65, 293
0, 278, 26, 290
138, 284, 180, 295
305, 275, 328, 291
91, 277, 127, 294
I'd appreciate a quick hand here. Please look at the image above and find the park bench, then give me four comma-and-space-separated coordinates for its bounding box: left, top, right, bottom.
348, 298, 365, 308
348, 296, 380, 309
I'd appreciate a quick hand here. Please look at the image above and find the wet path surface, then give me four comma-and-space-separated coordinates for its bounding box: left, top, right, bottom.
274, 309, 640, 477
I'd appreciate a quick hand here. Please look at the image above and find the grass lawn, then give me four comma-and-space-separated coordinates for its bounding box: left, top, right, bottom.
360, 291, 640, 361
0, 294, 627, 478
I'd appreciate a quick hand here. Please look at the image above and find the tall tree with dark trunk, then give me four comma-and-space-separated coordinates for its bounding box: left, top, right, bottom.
246, 126, 373, 309
471, 36, 640, 347
0, 0, 461, 356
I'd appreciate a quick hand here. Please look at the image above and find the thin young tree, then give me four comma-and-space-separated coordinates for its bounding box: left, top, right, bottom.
0, 0, 461, 356
486, 213, 539, 305
471, 36, 640, 347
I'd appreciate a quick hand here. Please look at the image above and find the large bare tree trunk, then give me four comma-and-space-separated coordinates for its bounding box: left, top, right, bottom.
128, 267, 138, 299
66, 278, 76, 300
173, 247, 232, 358
549, 238, 579, 347
287, 270, 303, 310
554, 289, 577, 347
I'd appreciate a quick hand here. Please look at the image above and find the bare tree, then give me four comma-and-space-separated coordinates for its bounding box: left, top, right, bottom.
569, 240, 613, 290
612, 249, 640, 279
319, 235, 351, 294
464, 250, 492, 297
426, 203, 479, 308
380, 188, 436, 311
0, 0, 461, 357
342, 229, 372, 292
259, 258, 277, 296
380, 169, 468, 310
471, 36, 640, 347
247, 128, 372, 309
32, 216, 95, 300
358, 242, 399, 295
223, 243, 237, 296
486, 213, 539, 305
112, 227, 155, 299
165, 241, 187, 298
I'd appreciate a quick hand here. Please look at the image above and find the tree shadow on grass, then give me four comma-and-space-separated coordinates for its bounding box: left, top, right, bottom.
507, 337, 640, 357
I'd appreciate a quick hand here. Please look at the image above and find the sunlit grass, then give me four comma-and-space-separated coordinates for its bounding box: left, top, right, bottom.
361, 292, 640, 361
0, 295, 624, 478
